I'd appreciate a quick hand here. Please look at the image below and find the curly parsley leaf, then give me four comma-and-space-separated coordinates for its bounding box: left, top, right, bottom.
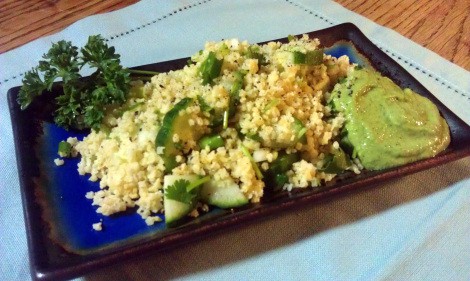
18, 68, 47, 109
17, 35, 131, 130
164, 179, 199, 205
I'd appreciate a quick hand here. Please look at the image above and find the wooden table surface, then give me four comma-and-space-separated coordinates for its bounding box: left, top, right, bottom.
0, 0, 469, 71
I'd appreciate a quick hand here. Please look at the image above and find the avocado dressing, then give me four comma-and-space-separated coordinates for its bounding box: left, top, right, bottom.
329, 68, 450, 170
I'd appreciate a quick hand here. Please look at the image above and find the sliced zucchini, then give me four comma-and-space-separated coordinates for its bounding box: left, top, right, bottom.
156, 98, 194, 172
200, 178, 248, 209
164, 199, 194, 226
163, 174, 200, 225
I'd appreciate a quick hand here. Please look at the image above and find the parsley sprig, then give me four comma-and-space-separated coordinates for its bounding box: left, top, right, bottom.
18, 35, 131, 130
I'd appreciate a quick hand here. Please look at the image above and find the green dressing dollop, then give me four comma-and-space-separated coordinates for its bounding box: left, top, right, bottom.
329, 68, 450, 170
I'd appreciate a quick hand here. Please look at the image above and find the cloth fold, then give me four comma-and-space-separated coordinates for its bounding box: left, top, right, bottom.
1, 1, 469, 280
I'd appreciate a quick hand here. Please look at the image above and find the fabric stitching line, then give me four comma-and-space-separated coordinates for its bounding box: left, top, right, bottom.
104, 0, 212, 42
0, 0, 213, 86
285, 0, 470, 100
372, 42, 470, 100
284, 0, 336, 26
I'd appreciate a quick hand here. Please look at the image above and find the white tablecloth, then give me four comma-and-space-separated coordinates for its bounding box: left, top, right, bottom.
1, 1, 469, 280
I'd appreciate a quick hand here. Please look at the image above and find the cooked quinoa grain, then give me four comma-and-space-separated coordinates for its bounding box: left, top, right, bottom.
54, 158, 64, 166
75, 35, 359, 225
92, 222, 103, 231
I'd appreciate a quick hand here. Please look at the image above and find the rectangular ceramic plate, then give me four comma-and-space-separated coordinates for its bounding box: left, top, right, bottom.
8, 23, 470, 281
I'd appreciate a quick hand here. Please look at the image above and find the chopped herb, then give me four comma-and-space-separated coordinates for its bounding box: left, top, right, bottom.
264, 98, 280, 113
222, 110, 229, 129
292, 50, 323, 65
164, 179, 197, 205
199, 134, 224, 150
246, 45, 267, 66
186, 176, 211, 191
199, 52, 223, 85
320, 147, 352, 174
240, 144, 264, 180
116, 102, 144, 117
18, 35, 132, 130
305, 49, 323, 65
292, 51, 306, 64
128, 69, 159, 76
263, 152, 299, 190
58, 141, 72, 157
228, 70, 247, 118
197, 95, 214, 113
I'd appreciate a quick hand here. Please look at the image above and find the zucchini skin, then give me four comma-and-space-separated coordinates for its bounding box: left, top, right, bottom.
156, 97, 194, 172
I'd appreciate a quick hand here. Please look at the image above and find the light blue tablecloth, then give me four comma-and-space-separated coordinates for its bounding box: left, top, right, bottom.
1, 1, 469, 280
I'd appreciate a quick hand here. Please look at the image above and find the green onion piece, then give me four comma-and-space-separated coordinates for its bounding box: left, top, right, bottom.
240, 144, 264, 180
264, 98, 279, 113
297, 127, 307, 139
246, 133, 262, 142
128, 69, 160, 76
116, 102, 144, 117
246, 46, 267, 66
292, 50, 324, 65
305, 50, 323, 66
58, 141, 72, 157
292, 117, 307, 143
197, 95, 213, 113
231, 70, 246, 95
292, 51, 306, 64
297, 128, 307, 140
199, 52, 223, 85
228, 70, 247, 117
186, 176, 211, 192
223, 110, 229, 129
219, 43, 230, 57
287, 35, 296, 42
187, 58, 195, 66
130, 76, 152, 82
198, 134, 224, 150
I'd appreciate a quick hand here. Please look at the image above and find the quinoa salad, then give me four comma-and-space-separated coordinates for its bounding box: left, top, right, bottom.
64, 35, 360, 226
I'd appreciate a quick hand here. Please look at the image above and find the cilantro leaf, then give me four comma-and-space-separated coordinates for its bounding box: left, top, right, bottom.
164, 179, 199, 205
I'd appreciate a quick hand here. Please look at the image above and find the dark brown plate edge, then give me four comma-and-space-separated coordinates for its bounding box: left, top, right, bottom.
7, 22, 470, 281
